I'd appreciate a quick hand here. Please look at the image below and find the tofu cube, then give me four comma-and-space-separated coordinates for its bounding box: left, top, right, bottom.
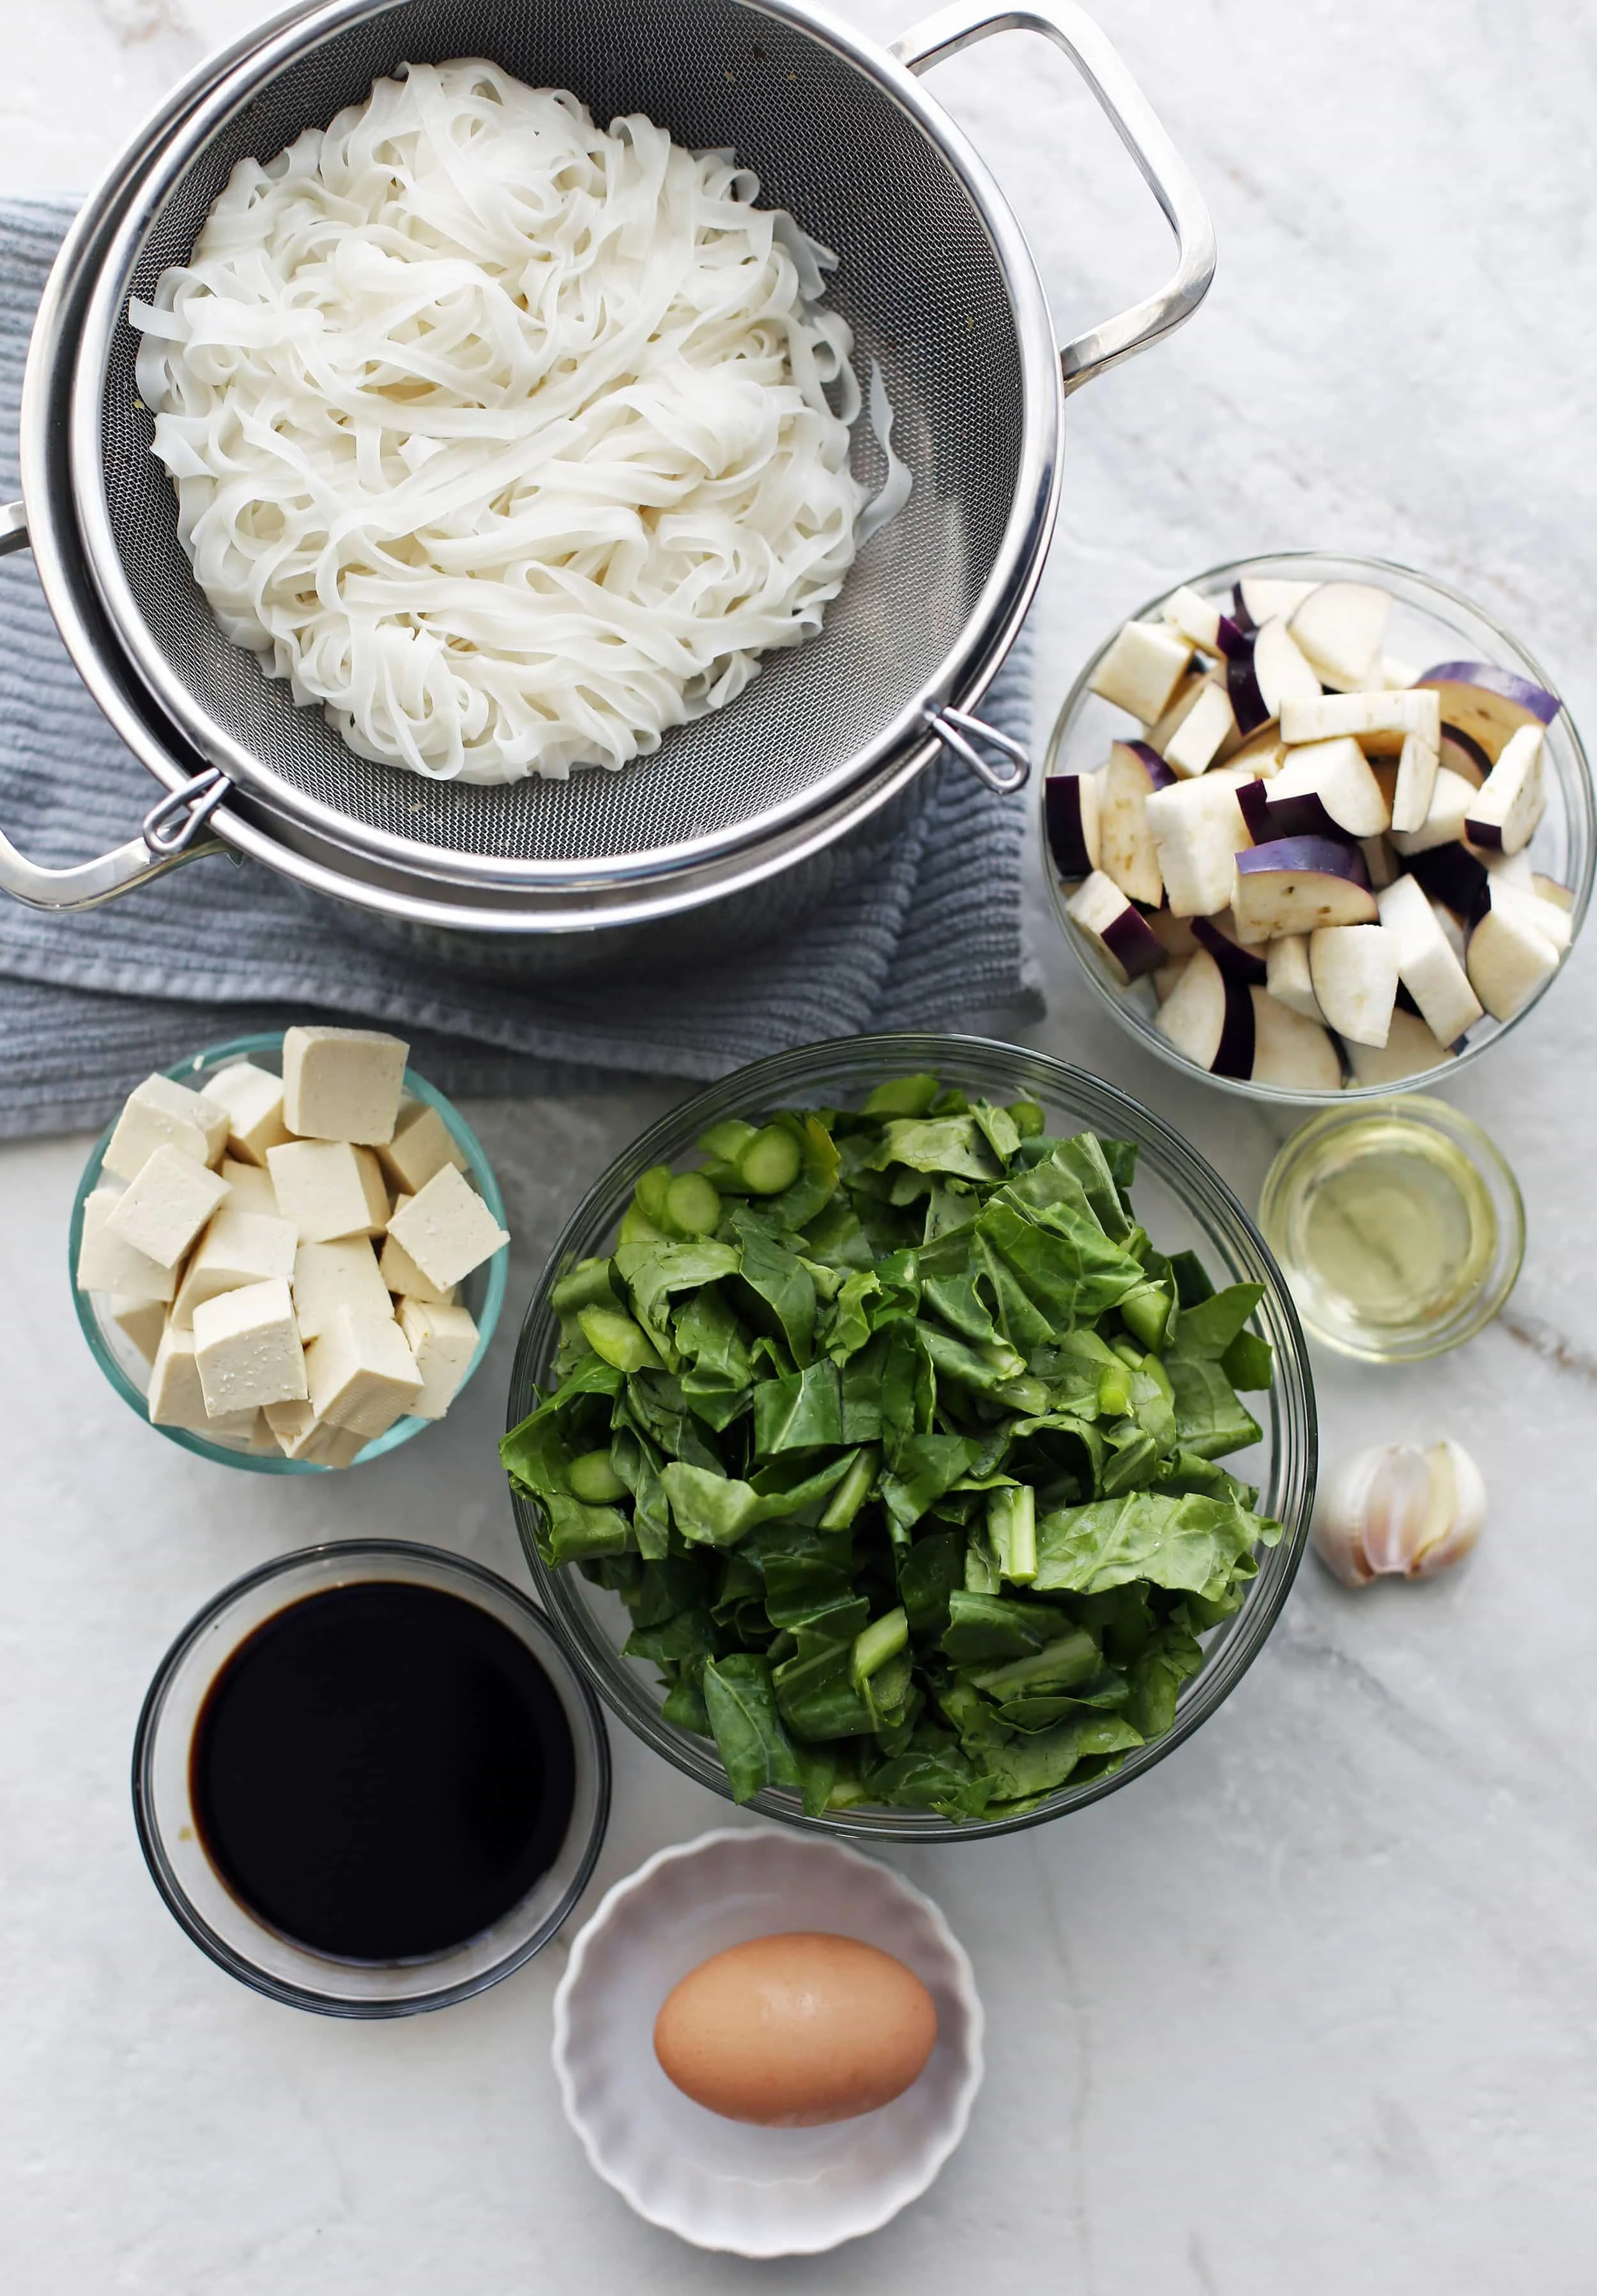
172, 1207, 298, 1328
109, 1294, 168, 1363
76, 1189, 178, 1302
300, 1417, 369, 1467
264, 1398, 368, 1468
192, 1278, 307, 1414
218, 1157, 279, 1215
398, 1298, 480, 1420
385, 1166, 509, 1292
282, 1026, 409, 1145
148, 1322, 258, 1437
106, 1145, 232, 1270
266, 1139, 389, 1244
292, 1237, 395, 1342
306, 1309, 423, 1439
201, 1061, 289, 1167
103, 1073, 228, 1182
379, 1196, 457, 1305
1088, 620, 1194, 725
377, 1101, 467, 1196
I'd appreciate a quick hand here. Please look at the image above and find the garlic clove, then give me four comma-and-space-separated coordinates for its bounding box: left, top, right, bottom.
1312, 1437, 1485, 1588
1410, 1439, 1486, 1577
1358, 1445, 1435, 1578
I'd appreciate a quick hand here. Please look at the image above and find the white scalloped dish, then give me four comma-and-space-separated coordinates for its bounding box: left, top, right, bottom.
551, 1828, 983, 2255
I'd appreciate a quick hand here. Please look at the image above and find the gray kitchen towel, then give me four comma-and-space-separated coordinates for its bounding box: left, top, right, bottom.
0, 199, 1040, 1138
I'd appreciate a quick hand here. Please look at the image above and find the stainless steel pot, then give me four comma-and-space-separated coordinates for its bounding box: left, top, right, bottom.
0, 0, 1214, 953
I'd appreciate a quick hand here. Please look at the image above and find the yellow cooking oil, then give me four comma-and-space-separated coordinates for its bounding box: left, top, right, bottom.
1280, 1116, 1497, 1340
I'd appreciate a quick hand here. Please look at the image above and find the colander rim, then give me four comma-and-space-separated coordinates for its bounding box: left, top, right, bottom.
65, 0, 1064, 890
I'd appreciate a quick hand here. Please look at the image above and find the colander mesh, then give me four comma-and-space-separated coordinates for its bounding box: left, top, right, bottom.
101, 0, 1025, 866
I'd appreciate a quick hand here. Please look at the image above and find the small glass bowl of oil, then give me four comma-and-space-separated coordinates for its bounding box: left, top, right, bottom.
1259, 1098, 1525, 1362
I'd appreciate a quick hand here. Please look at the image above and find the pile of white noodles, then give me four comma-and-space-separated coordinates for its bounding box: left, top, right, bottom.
132, 61, 890, 784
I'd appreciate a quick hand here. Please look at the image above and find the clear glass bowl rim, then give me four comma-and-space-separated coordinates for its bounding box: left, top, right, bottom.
505, 1031, 1318, 1844
130, 1538, 613, 2016
1258, 1092, 1527, 1362
69, 1030, 508, 1473
1041, 549, 1596, 1106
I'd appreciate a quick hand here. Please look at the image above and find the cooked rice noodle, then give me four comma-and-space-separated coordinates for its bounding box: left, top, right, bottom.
132, 61, 885, 783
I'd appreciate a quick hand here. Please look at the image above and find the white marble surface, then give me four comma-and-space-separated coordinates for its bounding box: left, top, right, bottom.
4, 3, 1597, 2290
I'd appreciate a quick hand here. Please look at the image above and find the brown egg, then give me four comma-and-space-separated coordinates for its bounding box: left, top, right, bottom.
653, 1931, 938, 2127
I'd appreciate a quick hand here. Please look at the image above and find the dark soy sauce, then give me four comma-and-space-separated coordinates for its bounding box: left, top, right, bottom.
190, 1582, 576, 1963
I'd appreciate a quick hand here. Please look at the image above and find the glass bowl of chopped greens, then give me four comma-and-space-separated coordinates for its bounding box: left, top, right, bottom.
503, 1035, 1315, 1841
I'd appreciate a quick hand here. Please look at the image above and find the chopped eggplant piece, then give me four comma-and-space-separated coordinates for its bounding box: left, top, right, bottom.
1191, 913, 1269, 984
1146, 777, 1246, 917
1404, 841, 1489, 921
1375, 873, 1485, 1045
1414, 663, 1560, 760
1099, 739, 1174, 907
1288, 581, 1391, 692
1347, 1007, 1455, 1085
1269, 735, 1392, 838
1156, 945, 1255, 1077
1265, 933, 1324, 1022
1438, 724, 1492, 788
1308, 923, 1400, 1048
1278, 687, 1440, 756
1089, 619, 1194, 724
1249, 987, 1343, 1091
1486, 878, 1573, 954
1152, 957, 1189, 1005
1359, 834, 1400, 890
1463, 723, 1546, 855
1465, 899, 1561, 1021
1234, 576, 1317, 630
1161, 583, 1245, 657
1233, 837, 1377, 938
1065, 870, 1166, 984
1389, 728, 1442, 836
1145, 907, 1202, 960
1387, 765, 1476, 857
1163, 680, 1239, 778
1044, 770, 1102, 880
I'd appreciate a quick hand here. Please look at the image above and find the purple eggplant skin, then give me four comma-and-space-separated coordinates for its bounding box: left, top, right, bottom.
1212, 972, 1258, 1079
1254, 788, 1362, 848
1101, 904, 1166, 982
1044, 775, 1096, 880
1119, 739, 1178, 791
1191, 914, 1269, 986
1417, 664, 1560, 724
1440, 723, 1494, 783
1236, 834, 1372, 890
1215, 614, 1251, 662
1235, 779, 1271, 841
1226, 643, 1270, 737
1405, 841, 1490, 921
1230, 583, 1256, 637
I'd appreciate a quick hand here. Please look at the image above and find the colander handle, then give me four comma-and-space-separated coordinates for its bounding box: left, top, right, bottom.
892, 0, 1216, 393
0, 501, 234, 910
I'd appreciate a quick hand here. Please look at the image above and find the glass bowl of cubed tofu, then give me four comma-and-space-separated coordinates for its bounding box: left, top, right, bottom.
1041, 552, 1594, 1099
70, 1028, 511, 1470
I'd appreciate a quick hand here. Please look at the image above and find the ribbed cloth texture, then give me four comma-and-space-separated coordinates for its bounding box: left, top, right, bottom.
0, 199, 1039, 1137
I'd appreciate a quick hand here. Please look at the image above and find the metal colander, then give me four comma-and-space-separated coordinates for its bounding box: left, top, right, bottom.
3, 0, 1213, 926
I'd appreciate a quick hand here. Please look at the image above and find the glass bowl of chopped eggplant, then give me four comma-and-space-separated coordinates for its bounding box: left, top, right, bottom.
502, 1035, 1316, 1840
1042, 552, 1594, 1101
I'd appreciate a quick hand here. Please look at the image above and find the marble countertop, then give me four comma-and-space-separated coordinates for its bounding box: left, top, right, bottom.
4, 3, 1596, 2290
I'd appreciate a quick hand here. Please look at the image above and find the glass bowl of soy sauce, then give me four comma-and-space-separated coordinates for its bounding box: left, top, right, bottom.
133, 1542, 610, 2015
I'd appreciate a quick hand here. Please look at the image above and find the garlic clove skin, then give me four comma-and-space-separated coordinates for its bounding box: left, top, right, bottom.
1312, 1439, 1485, 1588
